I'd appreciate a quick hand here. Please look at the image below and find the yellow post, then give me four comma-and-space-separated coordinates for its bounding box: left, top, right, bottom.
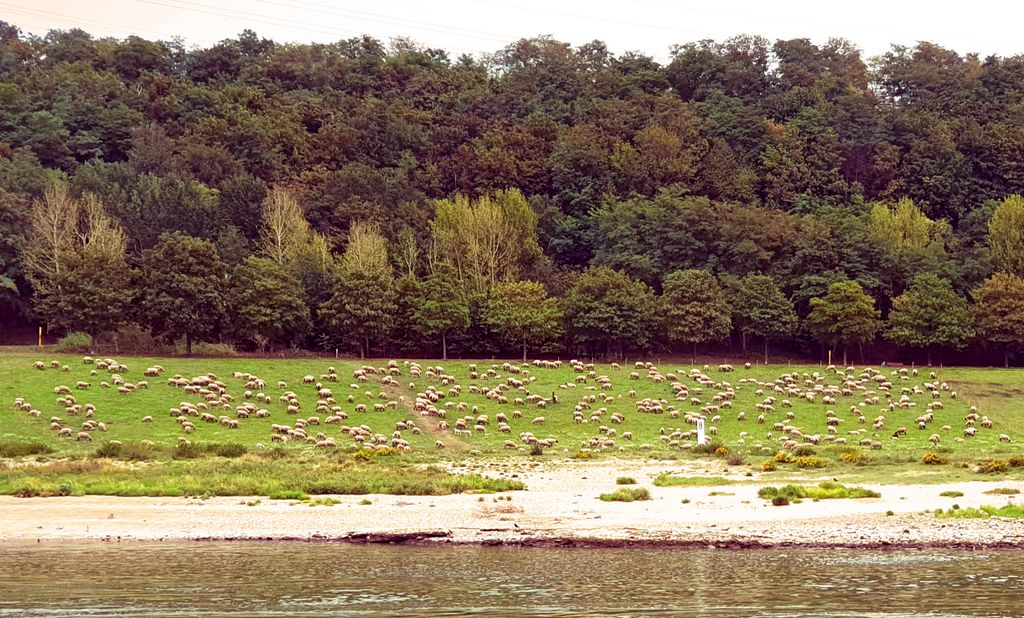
38, 325, 43, 347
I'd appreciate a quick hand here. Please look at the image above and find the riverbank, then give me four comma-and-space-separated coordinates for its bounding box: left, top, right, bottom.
1, 461, 1022, 548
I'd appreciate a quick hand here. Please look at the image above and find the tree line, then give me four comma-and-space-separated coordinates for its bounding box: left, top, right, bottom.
2, 25, 1024, 363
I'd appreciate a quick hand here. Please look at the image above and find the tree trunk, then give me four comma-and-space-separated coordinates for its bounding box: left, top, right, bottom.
692, 343, 697, 364
926, 348, 932, 366
842, 346, 848, 366
362, 336, 369, 359
186, 332, 192, 357
442, 332, 447, 361
858, 342, 864, 363
522, 335, 527, 363
763, 338, 769, 365
741, 331, 747, 352
1006, 350, 1010, 368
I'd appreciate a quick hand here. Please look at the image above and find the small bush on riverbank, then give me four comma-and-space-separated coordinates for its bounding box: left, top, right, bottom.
599, 487, 651, 502
794, 455, 829, 469
922, 452, 947, 465
977, 460, 1010, 474
839, 450, 869, 465
939, 490, 964, 497
652, 474, 731, 487
935, 504, 1024, 519
616, 476, 636, 485
758, 481, 880, 504
0, 441, 53, 458
984, 487, 1021, 495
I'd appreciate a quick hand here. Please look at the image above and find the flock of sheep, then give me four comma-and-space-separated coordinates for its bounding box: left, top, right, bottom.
6, 356, 1013, 456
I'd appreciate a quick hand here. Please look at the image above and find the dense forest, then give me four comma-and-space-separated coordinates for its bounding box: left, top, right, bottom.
2, 22, 1024, 364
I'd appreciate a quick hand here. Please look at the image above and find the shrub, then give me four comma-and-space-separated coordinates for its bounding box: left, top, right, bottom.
571, 450, 593, 460
185, 341, 239, 357
1008, 455, 1024, 468
268, 489, 308, 500
984, 487, 1021, 495
793, 445, 816, 457
771, 496, 790, 506
935, 505, 1024, 519
353, 447, 400, 461
92, 442, 124, 459
840, 451, 868, 465
977, 460, 1010, 474
653, 475, 731, 487
714, 446, 730, 457
794, 456, 829, 469
0, 441, 53, 458
54, 332, 92, 353
11, 478, 74, 497
758, 482, 880, 504
530, 442, 545, 456
211, 443, 247, 458
922, 452, 947, 465
108, 324, 173, 355
760, 459, 776, 472
691, 441, 723, 455
725, 452, 746, 466
939, 490, 964, 498
773, 451, 794, 463
598, 487, 651, 502
616, 477, 637, 485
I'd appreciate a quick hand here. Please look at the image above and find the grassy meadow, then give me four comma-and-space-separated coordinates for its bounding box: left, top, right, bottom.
2, 352, 1023, 495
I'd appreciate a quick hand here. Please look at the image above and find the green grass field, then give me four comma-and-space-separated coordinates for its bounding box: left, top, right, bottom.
2, 352, 1023, 461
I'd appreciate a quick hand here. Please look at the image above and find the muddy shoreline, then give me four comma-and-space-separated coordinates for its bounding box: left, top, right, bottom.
2, 462, 1022, 550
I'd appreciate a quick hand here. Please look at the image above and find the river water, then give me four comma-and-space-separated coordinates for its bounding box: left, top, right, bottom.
0, 542, 1021, 617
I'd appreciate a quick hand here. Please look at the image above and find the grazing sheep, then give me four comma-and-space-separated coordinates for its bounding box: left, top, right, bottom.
999, 434, 1012, 443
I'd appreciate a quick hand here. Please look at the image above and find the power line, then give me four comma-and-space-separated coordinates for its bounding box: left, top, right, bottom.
0, 2, 216, 46
257, 0, 516, 44
134, 0, 484, 55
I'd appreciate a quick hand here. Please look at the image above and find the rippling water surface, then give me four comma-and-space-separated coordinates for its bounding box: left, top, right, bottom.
0, 542, 1022, 617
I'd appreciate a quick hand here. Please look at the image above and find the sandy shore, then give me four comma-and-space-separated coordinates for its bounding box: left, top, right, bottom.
2, 462, 1022, 548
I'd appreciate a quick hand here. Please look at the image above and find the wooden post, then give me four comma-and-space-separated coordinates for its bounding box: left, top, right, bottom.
38, 325, 43, 347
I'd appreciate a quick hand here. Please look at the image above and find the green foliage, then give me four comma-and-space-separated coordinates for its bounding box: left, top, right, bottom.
939, 490, 964, 498
0, 440, 53, 458
140, 233, 227, 355
482, 280, 563, 360
804, 280, 880, 362
321, 271, 395, 358
228, 257, 310, 352
976, 459, 1010, 474
54, 332, 93, 353
726, 274, 797, 358
598, 487, 651, 502
615, 476, 637, 485
563, 267, 659, 354
413, 265, 470, 359
972, 273, 1024, 364
935, 505, 1024, 519
922, 452, 948, 465
987, 194, 1024, 277
886, 274, 972, 355
757, 482, 880, 504
652, 475, 731, 487
663, 269, 731, 349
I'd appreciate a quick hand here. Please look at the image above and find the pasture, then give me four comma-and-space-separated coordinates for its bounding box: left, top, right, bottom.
2, 352, 1023, 462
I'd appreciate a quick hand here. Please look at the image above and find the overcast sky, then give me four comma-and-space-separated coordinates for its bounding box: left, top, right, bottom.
3, 0, 1022, 62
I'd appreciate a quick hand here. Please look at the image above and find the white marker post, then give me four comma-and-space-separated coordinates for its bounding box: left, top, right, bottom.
696, 418, 706, 446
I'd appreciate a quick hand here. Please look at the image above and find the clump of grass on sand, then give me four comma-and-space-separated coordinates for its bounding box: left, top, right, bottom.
758, 481, 880, 505
652, 474, 731, 487
598, 487, 651, 502
615, 476, 637, 485
935, 505, 1024, 519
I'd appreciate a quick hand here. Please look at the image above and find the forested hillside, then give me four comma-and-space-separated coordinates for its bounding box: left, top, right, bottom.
2, 23, 1024, 363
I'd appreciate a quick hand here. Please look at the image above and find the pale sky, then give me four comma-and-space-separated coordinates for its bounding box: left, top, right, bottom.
2, 0, 1022, 62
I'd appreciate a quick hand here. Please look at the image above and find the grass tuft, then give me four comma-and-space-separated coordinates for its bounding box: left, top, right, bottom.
598, 487, 651, 502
